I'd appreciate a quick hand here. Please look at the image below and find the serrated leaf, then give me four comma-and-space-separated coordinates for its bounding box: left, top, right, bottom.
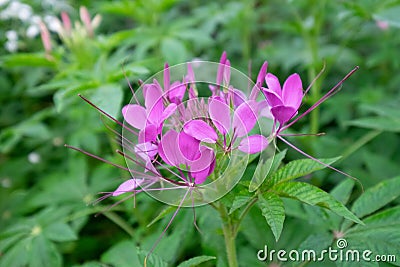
362, 206, 400, 227
44, 222, 78, 242
330, 179, 355, 205
176, 256, 216, 267
257, 192, 285, 241
351, 176, 400, 218
297, 232, 332, 254
273, 182, 362, 224
229, 196, 252, 214
101, 240, 141, 267
249, 149, 286, 192
265, 157, 340, 188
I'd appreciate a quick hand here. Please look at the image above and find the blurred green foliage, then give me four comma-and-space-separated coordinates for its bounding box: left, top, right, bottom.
1, 0, 400, 266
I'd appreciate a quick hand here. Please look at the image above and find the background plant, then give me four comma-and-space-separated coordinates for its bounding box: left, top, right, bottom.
1, 0, 400, 266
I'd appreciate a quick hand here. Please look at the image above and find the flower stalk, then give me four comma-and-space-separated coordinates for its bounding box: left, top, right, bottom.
217, 203, 239, 267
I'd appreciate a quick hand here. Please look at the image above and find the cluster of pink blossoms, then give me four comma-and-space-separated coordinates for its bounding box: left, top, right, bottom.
112, 52, 304, 197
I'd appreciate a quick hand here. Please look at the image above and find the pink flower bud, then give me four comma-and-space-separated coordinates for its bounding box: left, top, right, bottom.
79, 6, 93, 37
61, 11, 71, 35
39, 21, 51, 53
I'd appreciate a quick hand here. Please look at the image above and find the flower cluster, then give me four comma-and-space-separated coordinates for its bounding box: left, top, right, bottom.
70, 51, 357, 205
112, 52, 305, 200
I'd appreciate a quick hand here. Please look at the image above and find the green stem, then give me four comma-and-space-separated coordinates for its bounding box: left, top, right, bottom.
340, 130, 382, 161
236, 197, 258, 232
305, 0, 326, 134
103, 211, 136, 238
217, 203, 238, 267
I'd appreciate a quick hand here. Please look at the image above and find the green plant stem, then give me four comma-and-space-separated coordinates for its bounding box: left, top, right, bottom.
304, 0, 326, 134
236, 197, 258, 232
217, 203, 238, 267
340, 130, 382, 161
103, 211, 136, 238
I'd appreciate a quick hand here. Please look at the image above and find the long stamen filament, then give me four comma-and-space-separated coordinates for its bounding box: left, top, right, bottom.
282, 66, 359, 131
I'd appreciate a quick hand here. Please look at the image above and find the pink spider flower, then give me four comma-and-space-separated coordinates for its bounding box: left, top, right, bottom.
183, 98, 269, 154
261, 73, 303, 128
257, 66, 360, 181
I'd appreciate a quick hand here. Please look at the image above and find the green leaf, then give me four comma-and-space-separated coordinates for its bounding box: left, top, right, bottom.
88, 84, 124, 119
229, 196, 252, 215
347, 116, 400, 132
0, 53, 57, 68
176, 256, 216, 267
257, 192, 285, 241
351, 176, 400, 218
264, 157, 340, 188
0, 238, 30, 267
28, 235, 62, 267
362, 206, 400, 227
71, 262, 104, 267
373, 6, 400, 28
101, 240, 141, 267
161, 37, 188, 64
297, 232, 332, 254
273, 182, 362, 224
330, 179, 355, 205
249, 149, 286, 192
44, 222, 78, 242
147, 205, 176, 227
137, 247, 168, 267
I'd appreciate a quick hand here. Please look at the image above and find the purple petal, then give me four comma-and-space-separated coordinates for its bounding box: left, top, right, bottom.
232, 88, 246, 107
122, 104, 147, 129
256, 61, 268, 85
161, 103, 177, 121
209, 98, 231, 135
238, 135, 269, 154
282, 73, 303, 109
190, 146, 215, 184
261, 88, 283, 108
178, 131, 201, 161
216, 51, 227, 86
168, 82, 186, 104
164, 63, 170, 92
223, 59, 231, 85
232, 101, 258, 137
144, 83, 164, 125
135, 142, 158, 161
271, 105, 298, 125
138, 124, 158, 143
183, 120, 218, 143
250, 61, 268, 100
265, 73, 282, 96
112, 178, 144, 196
158, 130, 184, 166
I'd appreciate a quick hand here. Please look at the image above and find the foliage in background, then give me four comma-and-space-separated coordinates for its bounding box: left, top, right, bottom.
1, 0, 400, 266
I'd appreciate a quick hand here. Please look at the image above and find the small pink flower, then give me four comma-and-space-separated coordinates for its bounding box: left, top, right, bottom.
261, 73, 303, 126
